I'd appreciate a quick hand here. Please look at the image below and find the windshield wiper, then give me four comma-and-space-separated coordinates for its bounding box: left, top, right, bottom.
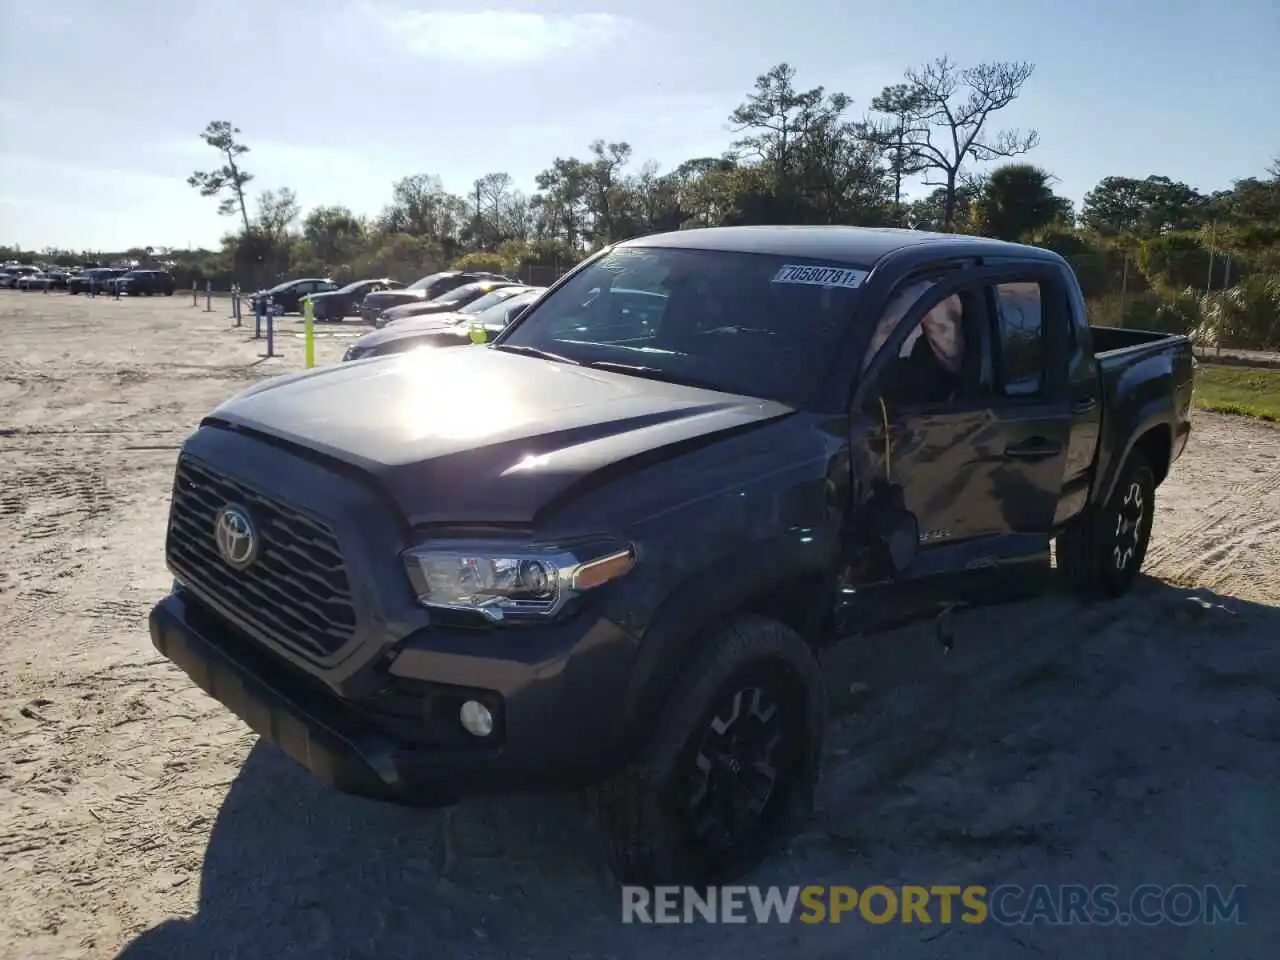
582, 361, 725, 392
492, 343, 581, 365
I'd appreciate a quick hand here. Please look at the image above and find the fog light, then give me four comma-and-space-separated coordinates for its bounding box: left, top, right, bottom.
459, 700, 494, 737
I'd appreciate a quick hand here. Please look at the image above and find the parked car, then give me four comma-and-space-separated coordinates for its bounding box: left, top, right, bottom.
23, 271, 71, 291
0, 265, 40, 288
68, 267, 129, 294
372, 279, 521, 328
114, 270, 176, 296
373, 281, 532, 330
305, 278, 403, 322
359, 270, 516, 323
344, 288, 545, 361
249, 278, 338, 315
379, 283, 537, 327
149, 225, 1194, 887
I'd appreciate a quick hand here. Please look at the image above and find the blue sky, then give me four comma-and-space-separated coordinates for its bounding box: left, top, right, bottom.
1, 0, 1276, 251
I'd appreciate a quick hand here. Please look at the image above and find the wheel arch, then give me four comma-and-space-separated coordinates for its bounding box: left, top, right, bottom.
618, 535, 837, 741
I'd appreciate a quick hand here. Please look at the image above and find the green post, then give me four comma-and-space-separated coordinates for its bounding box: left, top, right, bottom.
304, 298, 315, 368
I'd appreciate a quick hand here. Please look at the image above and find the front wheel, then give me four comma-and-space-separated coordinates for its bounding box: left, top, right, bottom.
592, 615, 825, 886
1057, 449, 1156, 598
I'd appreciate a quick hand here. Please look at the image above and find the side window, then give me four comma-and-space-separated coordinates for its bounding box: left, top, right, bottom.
992, 282, 1044, 398
866, 279, 987, 409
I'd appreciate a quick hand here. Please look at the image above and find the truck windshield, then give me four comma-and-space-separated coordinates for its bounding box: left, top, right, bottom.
496, 246, 867, 405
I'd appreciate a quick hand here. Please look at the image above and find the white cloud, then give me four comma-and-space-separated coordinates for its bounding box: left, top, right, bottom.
369, 6, 631, 63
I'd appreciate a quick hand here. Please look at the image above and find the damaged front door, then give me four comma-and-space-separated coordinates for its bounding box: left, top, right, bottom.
836, 262, 1073, 636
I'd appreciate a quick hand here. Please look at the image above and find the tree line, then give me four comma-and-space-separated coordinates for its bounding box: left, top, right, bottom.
9, 57, 1279, 349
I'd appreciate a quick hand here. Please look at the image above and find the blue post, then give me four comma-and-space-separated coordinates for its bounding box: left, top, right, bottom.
266, 300, 275, 357
204, 280, 213, 313
254, 297, 262, 339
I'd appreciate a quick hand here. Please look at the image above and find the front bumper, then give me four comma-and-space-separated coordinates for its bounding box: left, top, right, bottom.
150, 588, 639, 804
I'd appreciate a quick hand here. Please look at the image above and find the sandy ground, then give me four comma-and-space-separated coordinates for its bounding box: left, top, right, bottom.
1, 290, 1277, 960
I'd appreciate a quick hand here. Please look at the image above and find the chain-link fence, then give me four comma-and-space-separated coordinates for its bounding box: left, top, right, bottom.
516, 263, 569, 287
1058, 249, 1280, 355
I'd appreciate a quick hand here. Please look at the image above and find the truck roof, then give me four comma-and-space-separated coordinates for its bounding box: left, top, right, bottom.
620, 225, 1057, 268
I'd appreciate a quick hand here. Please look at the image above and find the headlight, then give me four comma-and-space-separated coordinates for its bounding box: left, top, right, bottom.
402, 539, 636, 622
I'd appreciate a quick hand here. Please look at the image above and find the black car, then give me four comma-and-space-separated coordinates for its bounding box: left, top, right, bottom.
148, 225, 1196, 887
372, 279, 521, 328
344, 288, 545, 360
250, 278, 338, 315
306, 278, 403, 322
359, 270, 516, 323
112, 270, 176, 296
68, 267, 128, 294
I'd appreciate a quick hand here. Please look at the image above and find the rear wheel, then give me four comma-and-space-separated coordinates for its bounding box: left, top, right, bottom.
1057, 449, 1156, 598
592, 615, 825, 886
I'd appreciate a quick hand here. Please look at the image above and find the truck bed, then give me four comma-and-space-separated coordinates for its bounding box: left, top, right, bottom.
1087, 324, 1195, 504
1090, 324, 1186, 358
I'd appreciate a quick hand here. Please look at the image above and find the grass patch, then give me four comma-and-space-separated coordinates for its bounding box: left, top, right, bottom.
1194, 364, 1280, 422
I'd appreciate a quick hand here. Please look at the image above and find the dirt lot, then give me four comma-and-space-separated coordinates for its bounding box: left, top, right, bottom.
1, 291, 1277, 959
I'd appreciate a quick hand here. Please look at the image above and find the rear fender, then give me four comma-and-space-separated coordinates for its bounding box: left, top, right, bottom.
1095, 402, 1173, 507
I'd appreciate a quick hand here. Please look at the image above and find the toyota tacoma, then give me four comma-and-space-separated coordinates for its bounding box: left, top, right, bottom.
150, 226, 1194, 885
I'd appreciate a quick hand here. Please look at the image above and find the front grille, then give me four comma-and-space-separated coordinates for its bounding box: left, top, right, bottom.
166, 455, 357, 663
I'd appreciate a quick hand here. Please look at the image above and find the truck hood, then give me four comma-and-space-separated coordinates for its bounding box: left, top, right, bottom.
307, 290, 347, 304
381, 301, 465, 323
381, 311, 469, 332
348, 315, 469, 355
363, 289, 427, 313
206, 346, 793, 525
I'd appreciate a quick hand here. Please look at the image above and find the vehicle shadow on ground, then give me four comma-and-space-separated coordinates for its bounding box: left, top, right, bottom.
112, 746, 619, 959
115, 578, 1279, 959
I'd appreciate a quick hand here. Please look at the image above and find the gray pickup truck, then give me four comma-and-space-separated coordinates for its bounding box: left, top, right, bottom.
150, 226, 1194, 885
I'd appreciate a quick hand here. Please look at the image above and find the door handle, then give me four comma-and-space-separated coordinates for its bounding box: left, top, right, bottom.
1003, 438, 1062, 461
1071, 394, 1097, 414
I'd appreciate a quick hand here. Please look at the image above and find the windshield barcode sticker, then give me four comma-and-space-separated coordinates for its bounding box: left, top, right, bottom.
772, 264, 867, 288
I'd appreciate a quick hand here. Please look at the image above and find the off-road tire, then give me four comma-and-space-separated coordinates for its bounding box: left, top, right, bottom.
1057, 449, 1156, 599
591, 615, 825, 887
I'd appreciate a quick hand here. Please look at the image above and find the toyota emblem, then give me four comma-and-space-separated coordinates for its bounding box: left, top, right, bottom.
214, 504, 258, 569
